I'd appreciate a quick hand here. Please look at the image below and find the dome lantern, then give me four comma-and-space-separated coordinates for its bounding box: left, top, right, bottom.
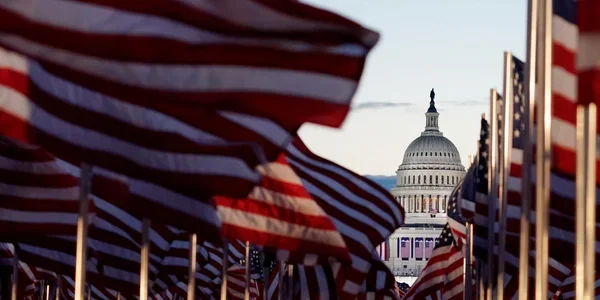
397, 89, 466, 169
424, 88, 441, 134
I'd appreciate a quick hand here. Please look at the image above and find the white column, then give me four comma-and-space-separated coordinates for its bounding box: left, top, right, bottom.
426, 196, 430, 212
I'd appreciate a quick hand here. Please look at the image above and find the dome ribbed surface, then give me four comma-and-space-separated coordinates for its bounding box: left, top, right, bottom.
401, 135, 462, 166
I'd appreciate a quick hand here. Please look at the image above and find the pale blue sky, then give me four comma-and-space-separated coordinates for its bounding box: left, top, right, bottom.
298, 0, 527, 175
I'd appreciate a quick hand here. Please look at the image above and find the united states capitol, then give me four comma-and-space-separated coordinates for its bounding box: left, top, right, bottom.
381, 91, 469, 285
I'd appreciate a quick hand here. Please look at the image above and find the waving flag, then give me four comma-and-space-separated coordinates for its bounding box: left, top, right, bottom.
376, 240, 390, 261
402, 224, 464, 300
0, 0, 379, 128
459, 117, 490, 259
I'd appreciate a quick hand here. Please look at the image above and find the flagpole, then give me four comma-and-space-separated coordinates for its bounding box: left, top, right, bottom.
464, 222, 473, 300
74, 163, 92, 300
584, 104, 596, 299
261, 251, 269, 300
497, 51, 514, 300
487, 88, 499, 299
475, 115, 485, 300
287, 265, 294, 299
140, 218, 150, 300
277, 262, 284, 300
220, 239, 229, 300
520, 0, 538, 298
244, 241, 251, 300
187, 234, 197, 300
55, 277, 61, 300
10, 246, 17, 300
534, 0, 552, 298
575, 103, 597, 299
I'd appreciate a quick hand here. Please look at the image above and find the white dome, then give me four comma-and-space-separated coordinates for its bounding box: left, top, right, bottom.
390, 91, 466, 223
397, 95, 464, 172
400, 135, 463, 170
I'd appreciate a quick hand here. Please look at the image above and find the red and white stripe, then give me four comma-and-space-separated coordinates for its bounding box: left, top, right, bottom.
59, 275, 127, 300
531, 0, 600, 268
0, 136, 95, 237
0, 46, 296, 235
402, 227, 464, 300
214, 154, 351, 265
150, 282, 186, 300
0, 243, 52, 300
0, 140, 201, 294
552, 269, 600, 299
0, 0, 378, 129
295, 264, 337, 300
151, 232, 209, 297
576, 0, 600, 107
194, 240, 247, 298
357, 258, 401, 300
375, 240, 389, 261
494, 236, 572, 299
285, 137, 405, 297
226, 264, 260, 300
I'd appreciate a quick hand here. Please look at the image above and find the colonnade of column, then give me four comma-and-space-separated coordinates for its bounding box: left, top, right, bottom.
398, 194, 448, 213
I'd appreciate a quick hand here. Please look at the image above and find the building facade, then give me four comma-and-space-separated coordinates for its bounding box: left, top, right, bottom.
384, 93, 466, 283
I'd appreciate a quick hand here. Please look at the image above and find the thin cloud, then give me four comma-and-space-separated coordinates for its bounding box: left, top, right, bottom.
352, 101, 414, 110
436, 97, 488, 107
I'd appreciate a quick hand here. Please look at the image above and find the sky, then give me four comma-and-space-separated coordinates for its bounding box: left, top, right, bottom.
297, 0, 528, 175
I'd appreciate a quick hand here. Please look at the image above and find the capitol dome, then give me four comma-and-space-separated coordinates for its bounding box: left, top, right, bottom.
401, 135, 462, 167
390, 89, 466, 224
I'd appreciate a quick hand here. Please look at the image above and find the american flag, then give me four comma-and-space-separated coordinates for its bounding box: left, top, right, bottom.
533, 0, 600, 270
447, 181, 466, 245
376, 240, 390, 261
0, 0, 377, 236
459, 117, 489, 259
401, 238, 410, 260
576, 0, 600, 107
0, 0, 378, 128
294, 264, 338, 300
414, 238, 423, 260
499, 54, 569, 298
285, 137, 405, 297
0, 138, 200, 295
402, 224, 464, 300
213, 153, 352, 265
424, 238, 435, 260
357, 257, 401, 300
552, 270, 600, 299
505, 55, 527, 240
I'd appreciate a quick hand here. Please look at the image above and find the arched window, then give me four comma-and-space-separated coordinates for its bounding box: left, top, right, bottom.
441, 176, 444, 184
435, 175, 438, 184
429, 175, 432, 184
434, 152, 437, 156
447, 176, 449, 184
412, 175, 415, 184
418, 175, 421, 184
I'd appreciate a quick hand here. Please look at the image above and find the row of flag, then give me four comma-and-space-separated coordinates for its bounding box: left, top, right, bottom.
0, 0, 410, 300
400, 0, 600, 299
